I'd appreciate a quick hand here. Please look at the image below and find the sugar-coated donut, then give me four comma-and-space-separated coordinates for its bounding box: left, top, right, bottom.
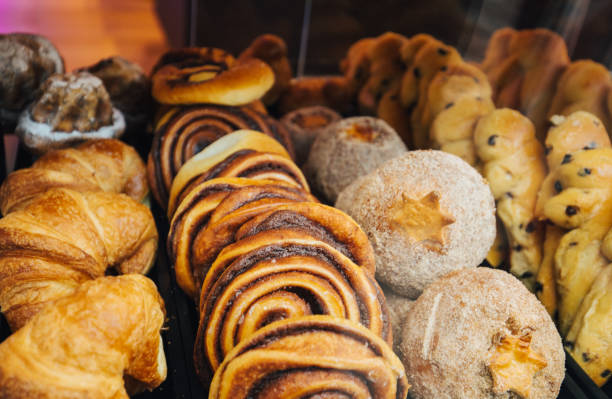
400, 267, 564, 399
336, 150, 496, 298
305, 116, 407, 202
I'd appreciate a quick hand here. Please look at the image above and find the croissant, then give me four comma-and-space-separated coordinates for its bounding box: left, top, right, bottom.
208, 315, 408, 399
147, 104, 294, 208
0, 188, 158, 330
0, 138, 148, 215
0, 274, 166, 399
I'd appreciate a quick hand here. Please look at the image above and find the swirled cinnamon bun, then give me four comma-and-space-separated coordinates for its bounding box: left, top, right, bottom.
168, 178, 313, 298
194, 228, 390, 379
168, 130, 307, 216
147, 105, 294, 208
208, 315, 409, 399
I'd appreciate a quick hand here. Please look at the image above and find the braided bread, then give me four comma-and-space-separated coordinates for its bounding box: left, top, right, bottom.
1, 139, 147, 215
0, 275, 166, 399
208, 316, 408, 399
0, 188, 157, 331
474, 109, 546, 290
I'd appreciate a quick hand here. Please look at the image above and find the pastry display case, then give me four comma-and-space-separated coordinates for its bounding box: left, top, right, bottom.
2, 0, 612, 398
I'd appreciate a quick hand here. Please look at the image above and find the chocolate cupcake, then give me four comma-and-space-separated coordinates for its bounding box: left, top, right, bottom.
16, 72, 125, 153
400, 268, 564, 399
336, 150, 496, 298
304, 116, 407, 202
280, 106, 341, 165
0, 33, 64, 132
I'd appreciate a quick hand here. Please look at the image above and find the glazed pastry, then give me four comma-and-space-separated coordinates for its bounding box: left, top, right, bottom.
277, 76, 354, 115
208, 316, 409, 399
238, 34, 292, 105
548, 59, 612, 134
16, 72, 125, 153
79, 56, 152, 130
0, 33, 64, 131
168, 178, 314, 298
480, 28, 570, 138
304, 116, 407, 203
147, 104, 294, 208
564, 265, 612, 387
0, 275, 166, 399
0, 139, 148, 215
336, 150, 496, 298
280, 106, 341, 165
167, 130, 307, 216
0, 188, 158, 330
382, 285, 415, 354
194, 227, 389, 379
151, 47, 274, 105
400, 268, 564, 399
474, 109, 547, 291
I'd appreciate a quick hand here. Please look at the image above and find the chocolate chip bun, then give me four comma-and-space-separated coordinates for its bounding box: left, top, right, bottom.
304, 116, 407, 202
400, 268, 564, 399
336, 150, 495, 298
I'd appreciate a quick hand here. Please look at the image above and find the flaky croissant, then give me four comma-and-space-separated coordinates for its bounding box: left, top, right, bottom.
0, 138, 148, 216
0, 274, 167, 399
0, 188, 158, 330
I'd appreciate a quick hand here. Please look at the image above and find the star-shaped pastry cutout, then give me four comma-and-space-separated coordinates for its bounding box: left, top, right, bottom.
389, 191, 455, 252
487, 331, 547, 398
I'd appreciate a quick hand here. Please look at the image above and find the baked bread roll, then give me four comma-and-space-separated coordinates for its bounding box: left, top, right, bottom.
147, 104, 294, 208
474, 109, 546, 291
382, 285, 415, 354
194, 226, 389, 379
280, 106, 341, 165
16, 72, 125, 153
0, 33, 64, 131
151, 47, 274, 106
340, 37, 375, 98
479, 28, 570, 138
168, 178, 314, 298
208, 316, 409, 399
336, 150, 496, 298
277, 76, 354, 115
168, 130, 307, 216
238, 34, 292, 105
0, 138, 148, 215
0, 274, 166, 399
0, 188, 158, 330
400, 268, 564, 399
304, 116, 407, 203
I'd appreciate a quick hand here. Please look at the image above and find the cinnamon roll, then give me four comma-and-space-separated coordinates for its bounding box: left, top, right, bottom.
168, 130, 307, 216
208, 315, 409, 399
147, 104, 294, 208
168, 178, 313, 298
194, 228, 390, 378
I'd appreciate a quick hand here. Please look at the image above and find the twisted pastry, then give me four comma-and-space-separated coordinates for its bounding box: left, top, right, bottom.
147, 104, 293, 208
479, 28, 570, 138
208, 315, 408, 399
1, 139, 147, 215
548, 59, 612, 133
535, 112, 611, 319
168, 130, 308, 216
0, 274, 166, 399
0, 188, 158, 330
194, 227, 389, 379
473, 109, 546, 290
151, 47, 274, 105
168, 178, 314, 298
564, 264, 612, 387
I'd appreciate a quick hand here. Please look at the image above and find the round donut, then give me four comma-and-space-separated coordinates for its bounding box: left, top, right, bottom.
304, 116, 407, 203
335, 150, 496, 298
151, 47, 274, 106
400, 267, 564, 399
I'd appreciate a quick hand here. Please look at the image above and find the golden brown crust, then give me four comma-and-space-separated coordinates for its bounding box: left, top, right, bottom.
277, 76, 354, 115
208, 316, 409, 399
0, 275, 166, 399
0, 188, 158, 330
1, 139, 147, 215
